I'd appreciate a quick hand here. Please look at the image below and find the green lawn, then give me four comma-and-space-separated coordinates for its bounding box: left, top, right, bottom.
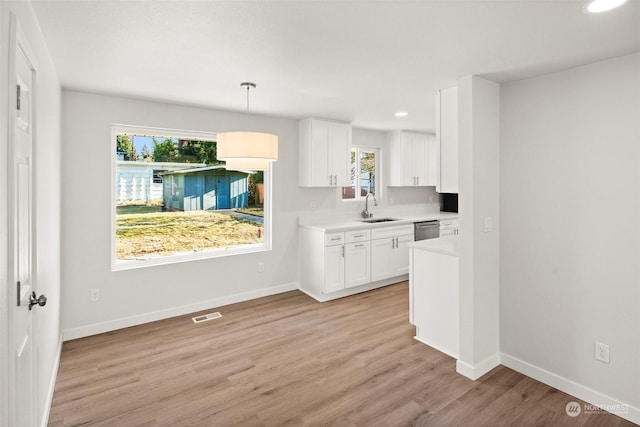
116, 210, 263, 259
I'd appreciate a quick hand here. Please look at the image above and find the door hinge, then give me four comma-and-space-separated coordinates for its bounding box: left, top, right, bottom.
16, 85, 21, 111
16, 281, 21, 306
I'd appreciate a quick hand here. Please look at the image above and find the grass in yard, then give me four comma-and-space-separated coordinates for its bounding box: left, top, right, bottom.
116, 210, 263, 259
117, 202, 164, 215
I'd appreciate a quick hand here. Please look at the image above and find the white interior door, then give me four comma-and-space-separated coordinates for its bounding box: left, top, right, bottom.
10, 36, 38, 427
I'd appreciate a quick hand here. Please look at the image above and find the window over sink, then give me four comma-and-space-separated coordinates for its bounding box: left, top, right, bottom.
342, 147, 379, 201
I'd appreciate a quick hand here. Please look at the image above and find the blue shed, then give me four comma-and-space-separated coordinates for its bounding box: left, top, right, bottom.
160, 165, 253, 211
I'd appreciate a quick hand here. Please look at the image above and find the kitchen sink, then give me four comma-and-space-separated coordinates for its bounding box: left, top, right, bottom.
357, 217, 399, 223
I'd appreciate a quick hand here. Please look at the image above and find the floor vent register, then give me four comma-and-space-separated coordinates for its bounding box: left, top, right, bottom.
192, 312, 222, 324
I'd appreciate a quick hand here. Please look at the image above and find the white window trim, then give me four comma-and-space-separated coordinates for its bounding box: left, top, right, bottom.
342, 146, 380, 202
110, 124, 272, 271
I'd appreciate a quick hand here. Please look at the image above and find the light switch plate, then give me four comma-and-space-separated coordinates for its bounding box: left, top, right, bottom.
484, 216, 493, 232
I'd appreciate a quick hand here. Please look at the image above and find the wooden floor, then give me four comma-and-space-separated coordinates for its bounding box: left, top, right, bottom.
49, 282, 635, 426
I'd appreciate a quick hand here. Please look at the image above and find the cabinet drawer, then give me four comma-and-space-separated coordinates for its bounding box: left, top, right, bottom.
440, 219, 459, 228
325, 232, 345, 245
371, 225, 414, 240
345, 229, 370, 243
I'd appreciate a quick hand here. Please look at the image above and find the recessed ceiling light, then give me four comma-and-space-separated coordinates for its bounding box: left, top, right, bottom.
395, 111, 408, 117
583, 0, 628, 13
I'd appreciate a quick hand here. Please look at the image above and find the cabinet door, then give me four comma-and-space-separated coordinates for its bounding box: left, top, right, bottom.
410, 133, 428, 186
437, 87, 458, 193
425, 134, 438, 186
345, 241, 370, 288
324, 244, 344, 293
394, 234, 414, 276
388, 131, 431, 186
329, 121, 351, 187
371, 237, 395, 281
311, 120, 332, 186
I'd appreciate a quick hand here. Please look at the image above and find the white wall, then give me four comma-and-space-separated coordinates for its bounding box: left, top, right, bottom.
457, 76, 501, 379
500, 53, 640, 421
61, 91, 437, 338
0, 1, 62, 425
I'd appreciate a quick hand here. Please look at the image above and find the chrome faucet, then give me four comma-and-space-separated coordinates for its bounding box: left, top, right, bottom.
362, 192, 378, 218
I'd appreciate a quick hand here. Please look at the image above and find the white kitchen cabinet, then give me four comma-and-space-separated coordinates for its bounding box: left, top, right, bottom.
300, 228, 373, 297
345, 240, 370, 288
324, 242, 345, 293
371, 225, 415, 281
388, 131, 437, 187
345, 229, 371, 288
299, 118, 352, 187
436, 87, 459, 193
323, 232, 345, 293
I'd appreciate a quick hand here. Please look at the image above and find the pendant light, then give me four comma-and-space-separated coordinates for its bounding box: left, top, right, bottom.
217, 82, 278, 170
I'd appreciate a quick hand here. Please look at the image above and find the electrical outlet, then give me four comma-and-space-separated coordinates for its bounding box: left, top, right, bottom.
595, 341, 610, 363
90, 288, 100, 302
258, 262, 265, 273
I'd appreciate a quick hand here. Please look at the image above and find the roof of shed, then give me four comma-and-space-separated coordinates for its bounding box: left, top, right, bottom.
159, 164, 255, 176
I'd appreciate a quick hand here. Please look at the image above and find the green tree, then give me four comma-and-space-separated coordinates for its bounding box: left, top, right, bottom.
177, 139, 218, 165
116, 135, 137, 161
152, 138, 179, 162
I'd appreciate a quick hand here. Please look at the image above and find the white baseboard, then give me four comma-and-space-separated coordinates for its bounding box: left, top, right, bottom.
41, 334, 63, 427
456, 352, 501, 380
501, 352, 640, 425
63, 282, 299, 341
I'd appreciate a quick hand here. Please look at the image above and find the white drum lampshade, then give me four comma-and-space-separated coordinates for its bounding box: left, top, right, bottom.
224, 157, 272, 171
216, 131, 278, 161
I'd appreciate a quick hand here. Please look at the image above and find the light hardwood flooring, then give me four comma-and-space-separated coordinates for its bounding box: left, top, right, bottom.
48, 282, 635, 426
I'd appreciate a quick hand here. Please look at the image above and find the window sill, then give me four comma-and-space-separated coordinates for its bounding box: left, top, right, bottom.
111, 243, 270, 272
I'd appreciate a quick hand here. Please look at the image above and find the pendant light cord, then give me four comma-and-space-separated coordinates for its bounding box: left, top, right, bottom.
240, 82, 256, 130
246, 84, 250, 114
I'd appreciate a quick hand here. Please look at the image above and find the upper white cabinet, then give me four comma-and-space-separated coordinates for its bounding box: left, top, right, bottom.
388, 131, 437, 187
436, 87, 459, 193
299, 118, 352, 187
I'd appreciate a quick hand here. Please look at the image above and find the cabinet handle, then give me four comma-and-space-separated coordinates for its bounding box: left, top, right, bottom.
341, 245, 345, 257
392, 238, 395, 249
354, 234, 364, 238
334, 174, 338, 186
416, 176, 419, 185
331, 237, 341, 241
355, 243, 365, 248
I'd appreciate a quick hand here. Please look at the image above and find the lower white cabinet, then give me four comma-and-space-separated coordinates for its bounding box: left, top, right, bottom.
345, 240, 370, 288
324, 242, 345, 293
371, 225, 414, 282
299, 225, 408, 301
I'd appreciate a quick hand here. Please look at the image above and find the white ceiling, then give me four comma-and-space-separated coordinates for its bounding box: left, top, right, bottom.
31, 0, 640, 133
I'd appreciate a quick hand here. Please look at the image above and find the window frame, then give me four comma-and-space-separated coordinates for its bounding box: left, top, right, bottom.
111, 124, 272, 271
342, 146, 380, 202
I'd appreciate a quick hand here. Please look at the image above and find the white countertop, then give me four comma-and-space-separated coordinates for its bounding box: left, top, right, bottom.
407, 236, 460, 257
299, 212, 459, 233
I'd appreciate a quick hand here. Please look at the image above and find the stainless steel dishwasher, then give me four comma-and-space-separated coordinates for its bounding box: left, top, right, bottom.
414, 220, 440, 241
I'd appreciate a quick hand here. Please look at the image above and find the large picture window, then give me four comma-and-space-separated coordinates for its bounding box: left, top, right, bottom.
342, 147, 378, 200
112, 126, 271, 270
